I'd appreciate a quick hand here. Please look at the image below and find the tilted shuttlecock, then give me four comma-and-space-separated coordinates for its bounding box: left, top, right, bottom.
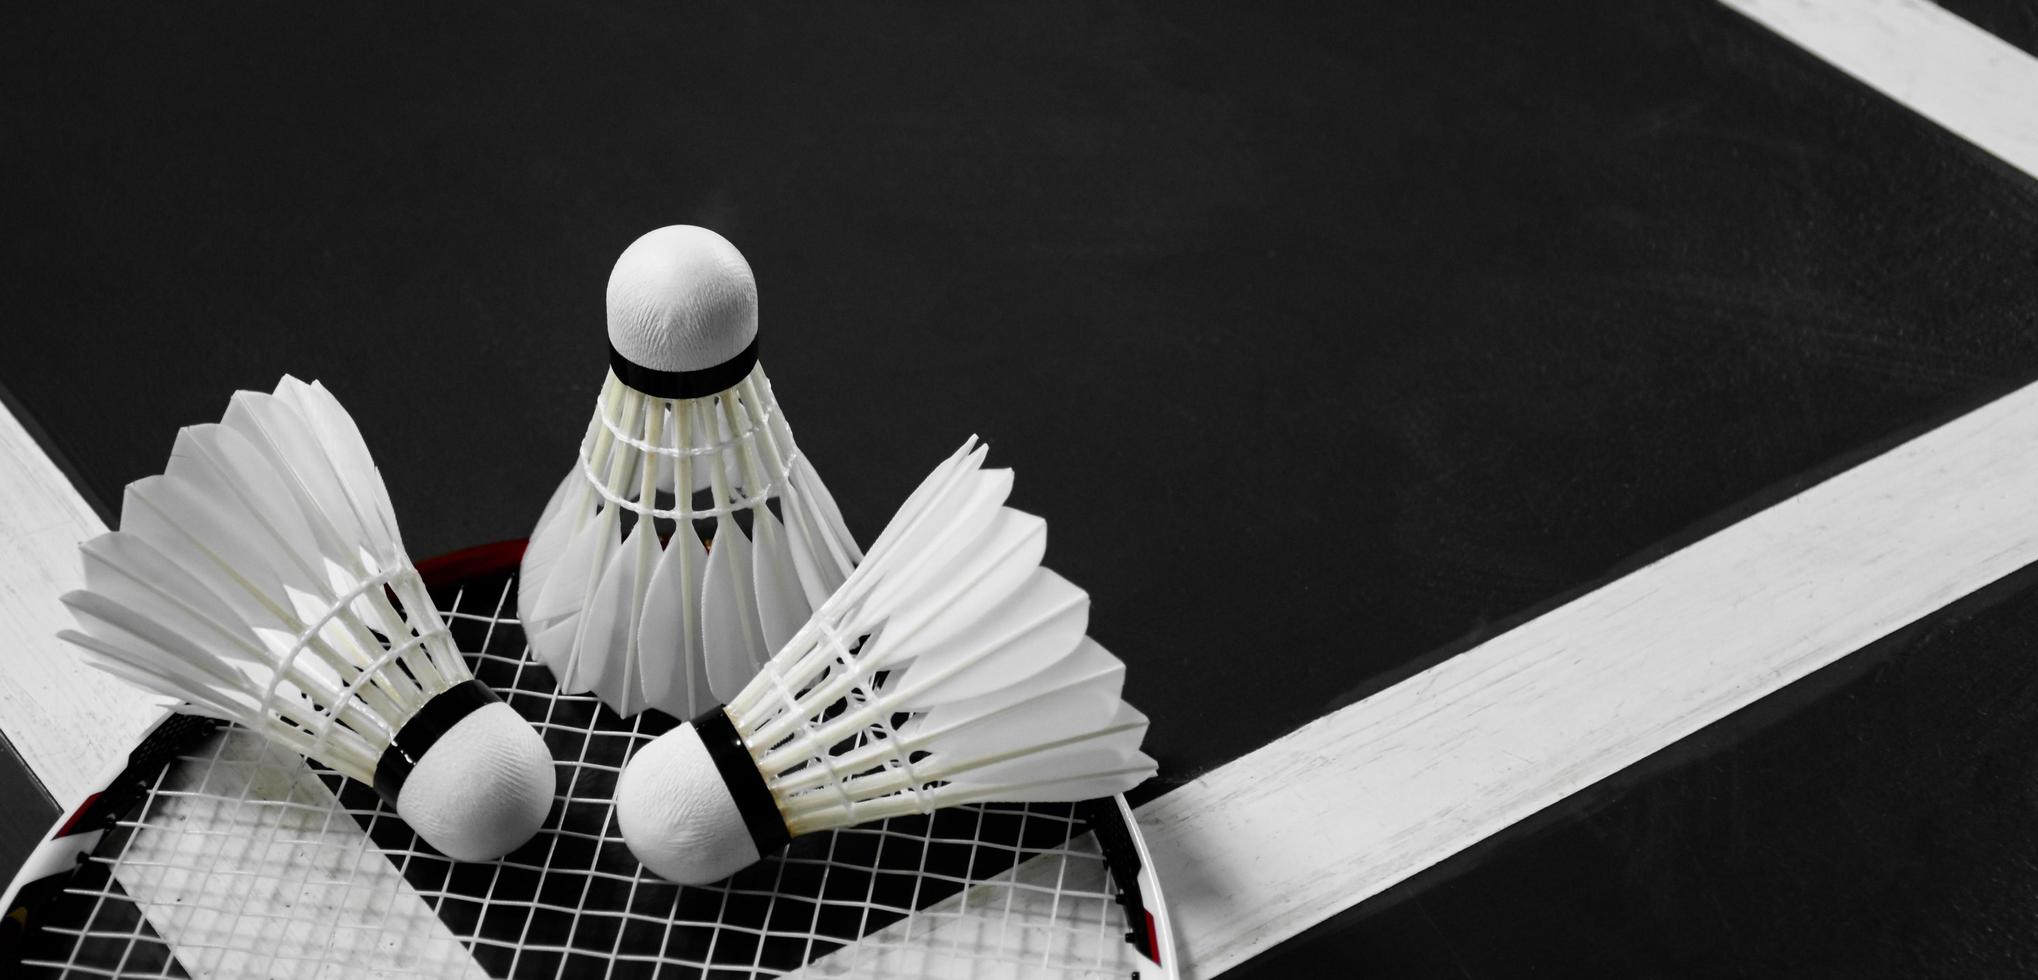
613, 438, 1156, 884
59, 377, 555, 862
521, 225, 861, 719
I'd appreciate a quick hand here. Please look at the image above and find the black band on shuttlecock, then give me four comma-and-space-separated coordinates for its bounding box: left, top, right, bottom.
373, 679, 499, 805
609, 335, 759, 399
692, 706, 792, 855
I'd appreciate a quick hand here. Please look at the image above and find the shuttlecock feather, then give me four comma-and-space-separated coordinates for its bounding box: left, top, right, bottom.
59, 377, 555, 862
613, 438, 1155, 884
521, 225, 860, 720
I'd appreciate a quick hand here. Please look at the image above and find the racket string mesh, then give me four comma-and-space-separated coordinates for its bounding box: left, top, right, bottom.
18, 569, 1157, 979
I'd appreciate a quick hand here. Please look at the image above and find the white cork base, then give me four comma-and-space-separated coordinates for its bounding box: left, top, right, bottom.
615, 722, 762, 884
395, 701, 556, 861
606, 226, 759, 374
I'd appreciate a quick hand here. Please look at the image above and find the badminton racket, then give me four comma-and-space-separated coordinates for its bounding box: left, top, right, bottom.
0, 540, 1176, 979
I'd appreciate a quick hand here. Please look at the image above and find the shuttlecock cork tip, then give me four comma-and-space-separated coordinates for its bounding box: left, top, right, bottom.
614, 720, 768, 885
391, 700, 557, 861
607, 225, 759, 381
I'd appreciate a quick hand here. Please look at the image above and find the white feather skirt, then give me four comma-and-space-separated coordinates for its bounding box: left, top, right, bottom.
520, 364, 860, 718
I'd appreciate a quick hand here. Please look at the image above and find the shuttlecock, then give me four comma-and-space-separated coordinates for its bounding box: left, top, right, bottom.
59, 377, 555, 862
613, 438, 1156, 884
521, 225, 861, 720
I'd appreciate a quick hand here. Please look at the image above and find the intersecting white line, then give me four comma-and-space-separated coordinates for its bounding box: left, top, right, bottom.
1139, 6, 2038, 973
1143, 379, 2038, 977
1723, 0, 2038, 181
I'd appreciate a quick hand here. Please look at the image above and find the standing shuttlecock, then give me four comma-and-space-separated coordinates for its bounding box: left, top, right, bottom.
613, 438, 1155, 885
521, 226, 861, 720
59, 377, 555, 862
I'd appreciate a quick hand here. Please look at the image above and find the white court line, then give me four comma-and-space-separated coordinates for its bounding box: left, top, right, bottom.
1145, 380, 2038, 977
1140, 6, 2038, 973
0, 402, 163, 807
1722, 0, 2038, 181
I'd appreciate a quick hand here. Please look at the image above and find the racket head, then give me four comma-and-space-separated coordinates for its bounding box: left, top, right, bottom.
2, 541, 1176, 979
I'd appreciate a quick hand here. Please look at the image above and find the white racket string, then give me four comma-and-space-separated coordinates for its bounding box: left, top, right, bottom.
15, 568, 1168, 979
